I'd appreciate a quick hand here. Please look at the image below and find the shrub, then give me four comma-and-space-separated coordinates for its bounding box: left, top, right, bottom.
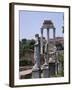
19, 59, 33, 66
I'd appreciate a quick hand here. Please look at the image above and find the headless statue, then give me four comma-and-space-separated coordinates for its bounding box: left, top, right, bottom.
33, 34, 40, 69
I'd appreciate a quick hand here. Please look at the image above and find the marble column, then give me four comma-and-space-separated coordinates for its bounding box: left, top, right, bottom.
53, 28, 58, 76
32, 34, 41, 78
53, 28, 55, 45
47, 28, 49, 44
42, 44, 49, 78
47, 28, 49, 63
55, 61, 58, 76
42, 28, 49, 78
41, 28, 43, 54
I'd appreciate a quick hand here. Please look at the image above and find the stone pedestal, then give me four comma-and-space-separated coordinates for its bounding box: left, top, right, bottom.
32, 68, 41, 78
42, 63, 49, 78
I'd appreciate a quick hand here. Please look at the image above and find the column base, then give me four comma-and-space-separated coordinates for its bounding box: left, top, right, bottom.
41, 63, 49, 78
32, 68, 41, 78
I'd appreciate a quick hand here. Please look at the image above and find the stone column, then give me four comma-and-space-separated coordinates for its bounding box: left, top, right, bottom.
47, 28, 49, 63
42, 28, 49, 78
55, 60, 58, 76
32, 34, 41, 78
53, 47, 58, 76
47, 28, 49, 44
53, 28, 58, 76
56, 51, 59, 74
53, 28, 55, 45
42, 44, 49, 78
41, 28, 43, 54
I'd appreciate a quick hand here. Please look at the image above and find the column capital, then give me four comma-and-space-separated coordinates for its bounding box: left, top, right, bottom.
47, 28, 49, 30
41, 27, 43, 30
53, 27, 56, 35
41, 28, 43, 34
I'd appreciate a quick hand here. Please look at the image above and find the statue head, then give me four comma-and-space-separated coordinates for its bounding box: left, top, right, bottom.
35, 34, 39, 38
35, 34, 40, 45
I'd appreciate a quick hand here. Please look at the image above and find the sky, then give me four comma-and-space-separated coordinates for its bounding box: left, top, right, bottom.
19, 10, 64, 40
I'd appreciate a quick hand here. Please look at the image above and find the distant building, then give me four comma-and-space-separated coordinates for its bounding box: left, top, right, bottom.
50, 37, 64, 45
